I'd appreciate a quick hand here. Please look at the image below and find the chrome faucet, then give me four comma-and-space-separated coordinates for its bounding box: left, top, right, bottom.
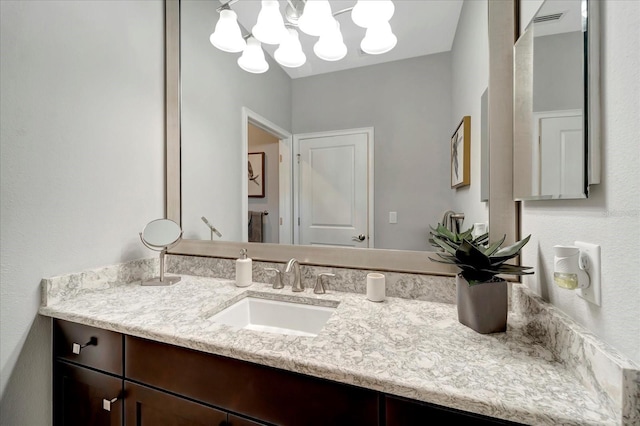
285, 258, 303, 292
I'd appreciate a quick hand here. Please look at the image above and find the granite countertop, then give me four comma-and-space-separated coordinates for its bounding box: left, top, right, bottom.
39, 272, 624, 426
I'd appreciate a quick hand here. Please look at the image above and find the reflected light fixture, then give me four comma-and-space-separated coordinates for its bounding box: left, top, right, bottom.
275, 28, 306, 68
209, 0, 397, 73
210, 8, 246, 53
314, 20, 347, 61
238, 37, 269, 74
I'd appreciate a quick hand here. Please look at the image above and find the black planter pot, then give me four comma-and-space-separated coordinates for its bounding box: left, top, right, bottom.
456, 274, 508, 334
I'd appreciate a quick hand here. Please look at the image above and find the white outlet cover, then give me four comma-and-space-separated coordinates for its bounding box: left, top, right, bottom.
575, 241, 601, 306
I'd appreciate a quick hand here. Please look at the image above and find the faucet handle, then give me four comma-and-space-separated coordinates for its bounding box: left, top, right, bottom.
314, 273, 335, 294
264, 268, 284, 289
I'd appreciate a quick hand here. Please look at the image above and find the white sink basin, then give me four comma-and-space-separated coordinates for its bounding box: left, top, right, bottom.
210, 296, 338, 337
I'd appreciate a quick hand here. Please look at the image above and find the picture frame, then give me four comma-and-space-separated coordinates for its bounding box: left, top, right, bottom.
248, 152, 265, 198
451, 116, 471, 188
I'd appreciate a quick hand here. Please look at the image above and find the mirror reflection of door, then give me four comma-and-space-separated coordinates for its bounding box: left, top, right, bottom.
295, 129, 373, 248
248, 123, 280, 244
535, 110, 584, 197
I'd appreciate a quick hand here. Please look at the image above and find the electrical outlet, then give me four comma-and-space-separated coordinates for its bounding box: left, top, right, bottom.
575, 241, 601, 306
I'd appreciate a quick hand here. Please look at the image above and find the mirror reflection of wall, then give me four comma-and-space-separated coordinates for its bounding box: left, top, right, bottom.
180, 0, 490, 250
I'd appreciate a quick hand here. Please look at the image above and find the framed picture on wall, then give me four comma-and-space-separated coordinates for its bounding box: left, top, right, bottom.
248, 152, 265, 198
451, 116, 471, 188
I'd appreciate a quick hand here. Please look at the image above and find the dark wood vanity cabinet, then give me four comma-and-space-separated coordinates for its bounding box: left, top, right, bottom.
53, 321, 124, 426
385, 395, 523, 425
53, 319, 523, 426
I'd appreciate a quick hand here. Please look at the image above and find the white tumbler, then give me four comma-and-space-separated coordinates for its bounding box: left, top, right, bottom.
366, 273, 386, 302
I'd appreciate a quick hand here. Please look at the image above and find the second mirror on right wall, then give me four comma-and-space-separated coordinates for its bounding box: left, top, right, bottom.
514, 0, 600, 200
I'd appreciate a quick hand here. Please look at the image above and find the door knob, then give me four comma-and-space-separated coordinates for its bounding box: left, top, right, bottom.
352, 234, 366, 242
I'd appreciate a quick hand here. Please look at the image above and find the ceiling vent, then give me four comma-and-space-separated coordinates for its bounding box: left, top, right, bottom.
533, 12, 565, 24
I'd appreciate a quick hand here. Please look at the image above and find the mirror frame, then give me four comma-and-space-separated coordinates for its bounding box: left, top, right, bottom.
513, 0, 601, 201
164, 0, 520, 274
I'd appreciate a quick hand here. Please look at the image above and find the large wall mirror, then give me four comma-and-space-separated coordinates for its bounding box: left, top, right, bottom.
513, 0, 600, 200
165, 0, 518, 273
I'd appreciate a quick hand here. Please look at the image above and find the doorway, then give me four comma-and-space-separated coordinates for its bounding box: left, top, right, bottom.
241, 107, 292, 244
293, 128, 374, 248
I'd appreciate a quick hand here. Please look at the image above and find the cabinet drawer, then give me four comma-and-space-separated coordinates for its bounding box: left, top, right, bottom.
54, 319, 123, 375
126, 336, 379, 426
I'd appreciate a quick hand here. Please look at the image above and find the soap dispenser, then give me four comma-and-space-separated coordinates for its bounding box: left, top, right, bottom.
235, 248, 252, 287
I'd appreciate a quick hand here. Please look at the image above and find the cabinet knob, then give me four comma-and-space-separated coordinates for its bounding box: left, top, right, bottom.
71, 337, 97, 354
102, 397, 118, 412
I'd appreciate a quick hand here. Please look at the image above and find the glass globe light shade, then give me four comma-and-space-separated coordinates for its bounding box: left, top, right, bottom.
238, 38, 269, 74
351, 0, 395, 28
275, 28, 306, 68
298, 0, 335, 37
360, 21, 397, 55
252, 0, 288, 45
313, 20, 347, 61
210, 9, 246, 53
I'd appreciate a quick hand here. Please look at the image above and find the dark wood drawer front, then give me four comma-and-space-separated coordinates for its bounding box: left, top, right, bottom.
385, 395, 524, 425
126, 336, 379, 426
54, 319, 123, 375
54, 361, 123, 426
125, 381, 227, 426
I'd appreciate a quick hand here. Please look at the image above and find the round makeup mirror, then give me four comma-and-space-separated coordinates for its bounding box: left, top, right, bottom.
139, 218, 183, 286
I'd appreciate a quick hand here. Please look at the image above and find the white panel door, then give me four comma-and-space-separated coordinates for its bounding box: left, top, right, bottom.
297, 131, 370, 247
539, 114, 583, 196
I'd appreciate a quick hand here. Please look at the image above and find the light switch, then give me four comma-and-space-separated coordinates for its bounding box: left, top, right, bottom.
389, 211, 397, 224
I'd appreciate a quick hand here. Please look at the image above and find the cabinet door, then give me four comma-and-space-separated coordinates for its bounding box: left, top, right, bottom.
125, 381, 228, 426
126, 336, 379, 426
227, 414, 268, 426
54, 361, 123, 426
385, 396, 524, 425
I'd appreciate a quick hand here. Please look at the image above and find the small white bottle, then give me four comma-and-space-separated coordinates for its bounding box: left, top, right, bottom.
235, 248, 252, 287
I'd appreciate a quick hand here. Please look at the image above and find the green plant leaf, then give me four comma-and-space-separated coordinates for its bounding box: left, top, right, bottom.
455, 240, 492, 270
481, 264, 533, 274
483, 234, 506, 256
458, 227, 474, 241
428, 256, 460, 265
473, 233, 489, 245
431, 236, 457, 255
435, 224, 457, 241
492, 234, 531, 258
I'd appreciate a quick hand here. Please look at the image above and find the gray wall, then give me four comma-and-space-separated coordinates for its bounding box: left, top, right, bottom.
450, 0, 490, 228
180, 0, 292, 242
533, 31, 583, 112
292, 54, 453, 251
0, 1, 165, 425
520, 0, 640, 365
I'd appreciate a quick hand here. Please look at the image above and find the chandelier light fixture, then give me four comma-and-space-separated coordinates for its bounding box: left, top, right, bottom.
209, 0, 397, 74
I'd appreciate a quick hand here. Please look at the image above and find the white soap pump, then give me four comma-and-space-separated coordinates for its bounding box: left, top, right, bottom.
235, 248, 252, 287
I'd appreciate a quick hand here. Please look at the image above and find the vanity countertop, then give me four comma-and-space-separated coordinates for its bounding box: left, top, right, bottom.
40, 273, 626, 425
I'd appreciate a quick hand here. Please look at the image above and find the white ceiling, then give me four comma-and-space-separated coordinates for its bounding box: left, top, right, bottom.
227, 0, 464, 79
530, 0, 583, 38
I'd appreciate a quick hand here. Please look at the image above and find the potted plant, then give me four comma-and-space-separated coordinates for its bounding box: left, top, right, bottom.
429, 224, 533, 334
